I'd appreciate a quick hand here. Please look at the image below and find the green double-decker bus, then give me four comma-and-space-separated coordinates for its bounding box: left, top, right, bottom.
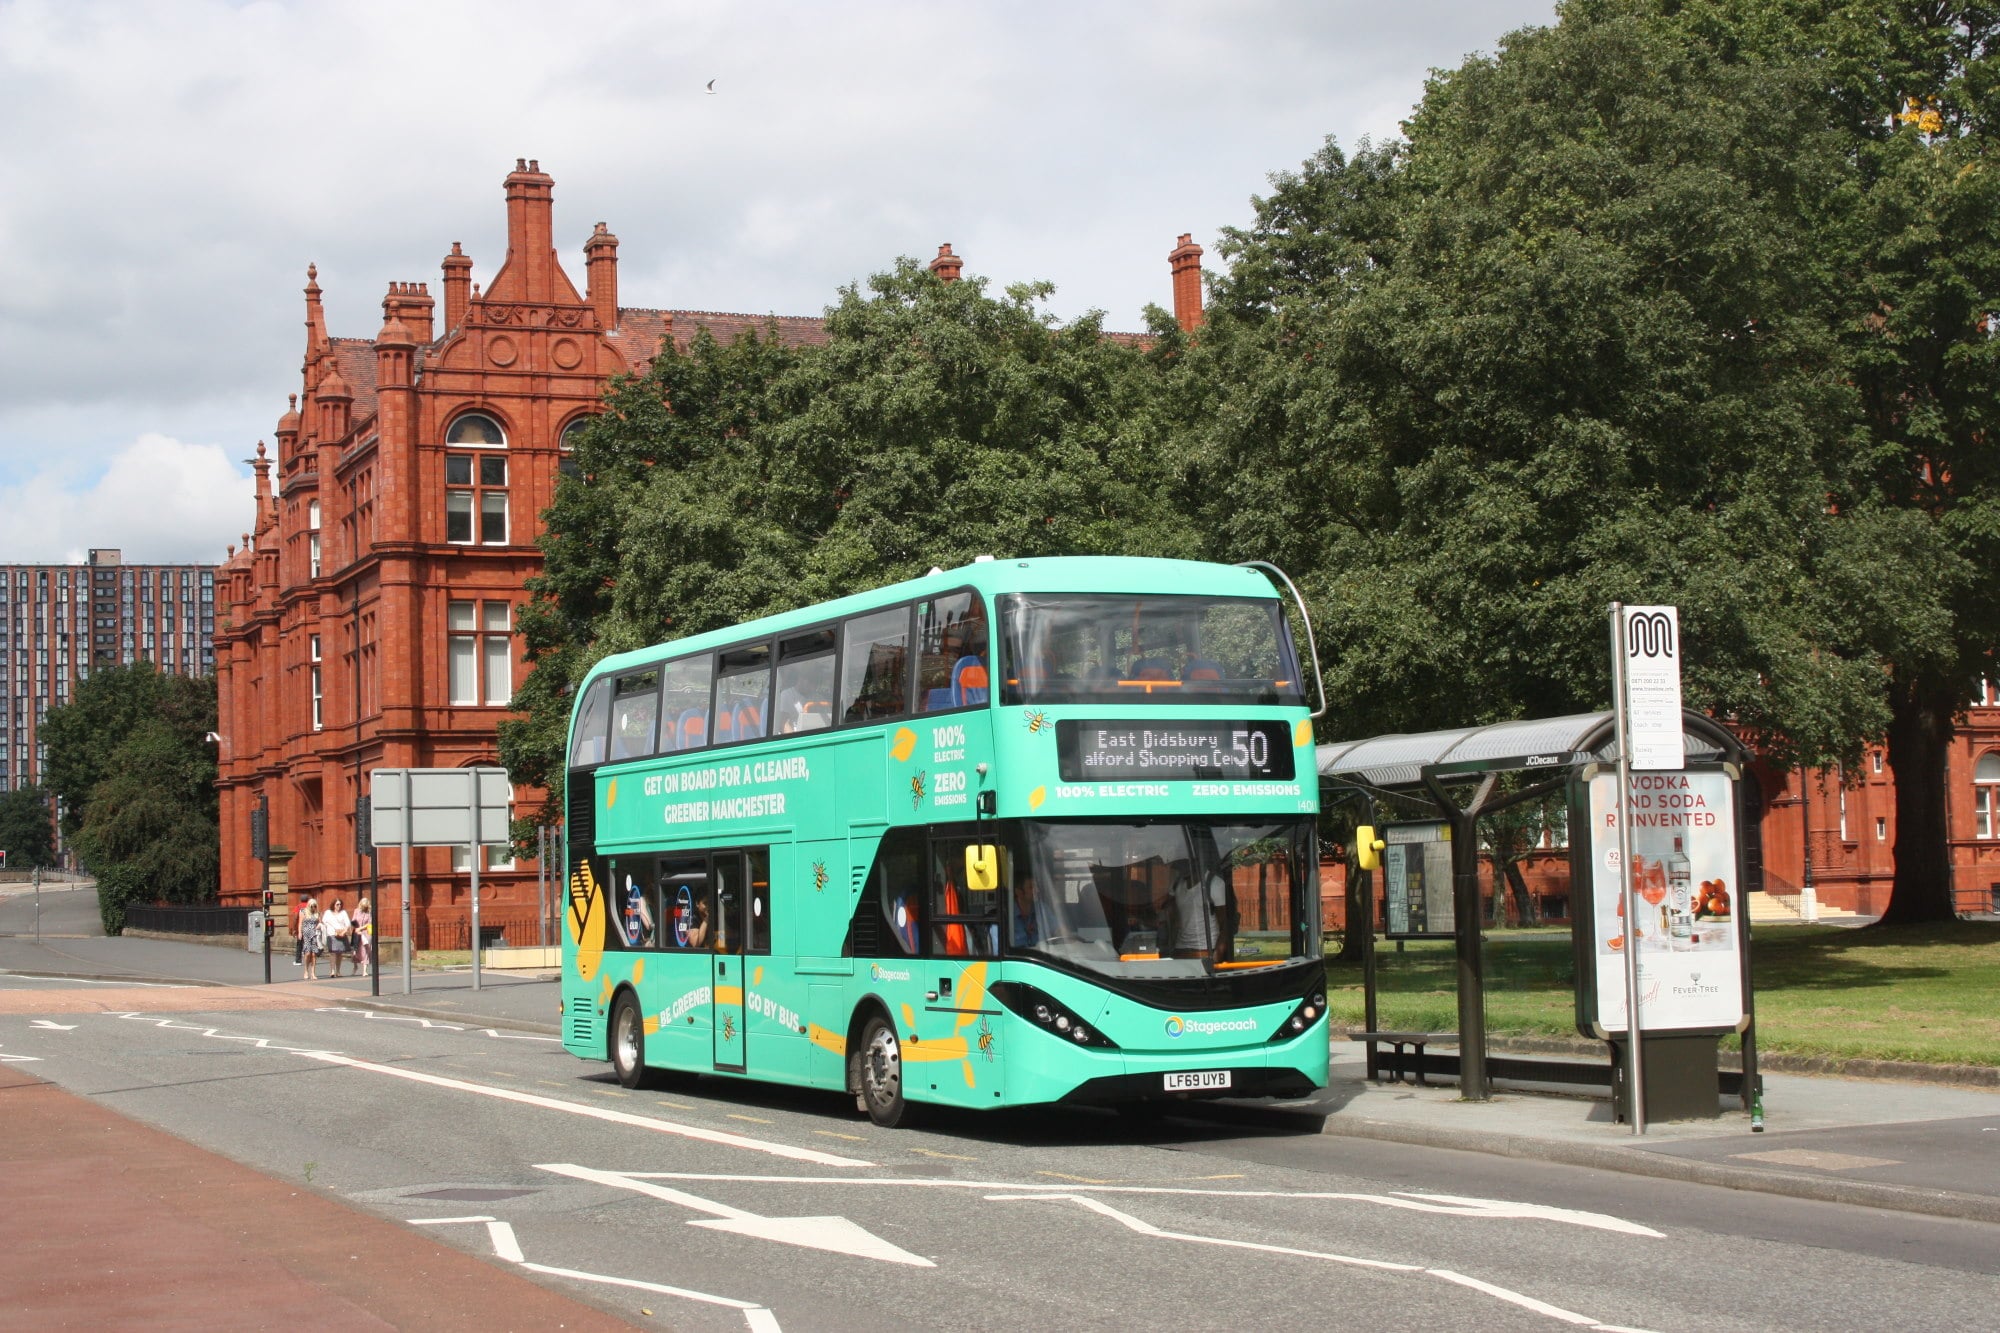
559, 556, 1330, 1125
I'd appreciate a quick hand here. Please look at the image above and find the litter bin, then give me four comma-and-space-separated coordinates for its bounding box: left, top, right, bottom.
247, 909, 265, 954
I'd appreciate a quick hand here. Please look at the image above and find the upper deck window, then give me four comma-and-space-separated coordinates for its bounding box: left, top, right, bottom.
997, 593, 1304, 707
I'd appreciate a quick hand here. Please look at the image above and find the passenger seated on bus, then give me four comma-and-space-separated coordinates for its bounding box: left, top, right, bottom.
684, 896, 716, 948
1129, 656, 1173, 682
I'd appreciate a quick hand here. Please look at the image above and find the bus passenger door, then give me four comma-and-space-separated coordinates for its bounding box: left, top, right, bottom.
712, 853, 748, 1071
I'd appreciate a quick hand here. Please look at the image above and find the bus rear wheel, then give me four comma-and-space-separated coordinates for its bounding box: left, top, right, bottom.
610, 992, 649, 1090
856, 1014, 915, 1128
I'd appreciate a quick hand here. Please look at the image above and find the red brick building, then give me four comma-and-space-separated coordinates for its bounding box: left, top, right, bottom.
215, 160, 1207, 944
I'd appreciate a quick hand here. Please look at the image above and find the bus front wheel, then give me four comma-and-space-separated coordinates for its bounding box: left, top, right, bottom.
856, 1014, 915, 1128
610, 992, 649, 1090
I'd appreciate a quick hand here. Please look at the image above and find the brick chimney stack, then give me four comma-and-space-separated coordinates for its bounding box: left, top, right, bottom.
1169, 233, 1204, 332
585, 222, 620, 330
495, 157, 558, 302
441, 243, 473, 332
382, 281, 434, 344
929, 243, 963, 283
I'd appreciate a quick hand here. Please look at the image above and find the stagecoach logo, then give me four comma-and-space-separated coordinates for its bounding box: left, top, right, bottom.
1166, 1014, 1259, 1038
870, 963, 911, 983
1626, 611, 1676, 659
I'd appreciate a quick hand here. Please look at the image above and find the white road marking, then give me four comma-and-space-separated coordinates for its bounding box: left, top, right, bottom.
110, 1010, 867, 1168
627, 1172, 1662, 1238
0, 1047, 40, 1063
1428, 1268, 1599, 1325
302, 1052, 873, 1168
412, 1213, 782, 1330
316, 1007, 563, 1042
111, 1013, 342, 1056
29, 1019, 78, 1030
538, 1163, 934, 1267
987, 1191, 1417, 1272
997, 1193, 1650, 1331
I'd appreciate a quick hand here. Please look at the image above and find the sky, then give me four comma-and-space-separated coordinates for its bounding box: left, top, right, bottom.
0, 0, 1558, 564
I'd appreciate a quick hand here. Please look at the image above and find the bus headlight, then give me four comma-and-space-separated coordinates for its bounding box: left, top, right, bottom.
990, 981, 1120, 1050
1269, 989, 1330, 1043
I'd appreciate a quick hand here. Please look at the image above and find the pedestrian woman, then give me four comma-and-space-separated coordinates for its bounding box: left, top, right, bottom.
352, 897, 373, 977
299, 898, 323, 981
324, 897, 352, 978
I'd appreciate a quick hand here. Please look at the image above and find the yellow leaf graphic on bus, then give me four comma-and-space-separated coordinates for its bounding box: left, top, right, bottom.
891, 726, 918, 762
1028, 785, 1047, 811
954, 963, 988, 1026
605, 778, 618, 809
753, 965, 764, 987
567, 859, 606, 983
1294, 719, 1313, 748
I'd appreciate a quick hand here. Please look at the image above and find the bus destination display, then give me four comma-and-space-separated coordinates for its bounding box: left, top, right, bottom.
1057, 719, 1295, 782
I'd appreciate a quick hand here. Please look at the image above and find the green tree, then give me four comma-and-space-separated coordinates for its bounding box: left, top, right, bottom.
74, 719, 220, 933
1618, 0, 2000, 923
1184, 11, 1888, 742
0, 783, 57, 870
41, 664, 216, 837
502, 261, 1180, 814
41, 665, 218, 932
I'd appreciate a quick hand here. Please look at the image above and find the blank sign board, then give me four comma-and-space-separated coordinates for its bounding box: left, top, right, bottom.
370, 767, 511, 847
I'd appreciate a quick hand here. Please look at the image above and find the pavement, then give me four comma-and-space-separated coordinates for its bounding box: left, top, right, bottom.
7, 882, 2000, 1231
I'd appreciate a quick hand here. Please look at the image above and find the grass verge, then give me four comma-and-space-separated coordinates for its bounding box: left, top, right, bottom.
1328, 920, 2000, 1068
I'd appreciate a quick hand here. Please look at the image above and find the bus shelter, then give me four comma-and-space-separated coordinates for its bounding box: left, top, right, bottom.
1317, 710, 1759, 1117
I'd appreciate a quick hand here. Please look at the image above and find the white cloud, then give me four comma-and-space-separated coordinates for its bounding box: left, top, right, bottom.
0, 0, 1558, 560
0, 434, 254, 565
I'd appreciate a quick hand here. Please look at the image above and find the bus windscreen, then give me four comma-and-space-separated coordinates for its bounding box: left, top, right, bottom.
997, 593, 1304, 706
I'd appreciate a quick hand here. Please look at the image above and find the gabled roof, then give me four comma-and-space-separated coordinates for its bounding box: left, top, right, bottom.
325, 338, 380, 424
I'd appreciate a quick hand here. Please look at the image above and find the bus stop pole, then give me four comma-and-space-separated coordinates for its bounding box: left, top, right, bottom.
469, 775, 482, 993
1611, 603, 1646, 1134
401, 771, 413, 997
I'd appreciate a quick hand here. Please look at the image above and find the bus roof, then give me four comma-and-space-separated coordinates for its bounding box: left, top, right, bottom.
583, 556, 1283, 684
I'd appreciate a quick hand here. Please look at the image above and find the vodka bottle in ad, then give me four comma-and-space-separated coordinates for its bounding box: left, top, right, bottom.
1667, 836, 1693, 941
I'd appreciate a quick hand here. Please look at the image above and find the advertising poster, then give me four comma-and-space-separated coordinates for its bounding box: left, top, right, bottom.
1587, 770, 1744, 1033
1382, 823, 1454, 938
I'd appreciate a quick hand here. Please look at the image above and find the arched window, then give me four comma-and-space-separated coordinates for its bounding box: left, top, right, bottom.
1976, 753, 2000, 839
445, 412, 506, 447
444, 413, 509, 545
560, 416, 592, 450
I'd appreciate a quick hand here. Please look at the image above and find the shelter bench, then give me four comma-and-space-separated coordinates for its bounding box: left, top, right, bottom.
1350, 1030, 1457, 1086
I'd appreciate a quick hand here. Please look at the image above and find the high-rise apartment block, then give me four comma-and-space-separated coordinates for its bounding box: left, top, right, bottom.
0, 549, 217, 805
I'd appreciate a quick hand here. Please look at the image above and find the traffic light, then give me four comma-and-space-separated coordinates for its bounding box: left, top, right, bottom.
262, 888, 274, 912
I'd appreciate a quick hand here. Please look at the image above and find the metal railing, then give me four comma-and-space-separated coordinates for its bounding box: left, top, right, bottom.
124, 904, 253, 935
404, 911, 551, 952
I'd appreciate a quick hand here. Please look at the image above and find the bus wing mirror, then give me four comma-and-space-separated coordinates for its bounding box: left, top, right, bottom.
966, 844, 1000, 893
1355, 826, 1385, 872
